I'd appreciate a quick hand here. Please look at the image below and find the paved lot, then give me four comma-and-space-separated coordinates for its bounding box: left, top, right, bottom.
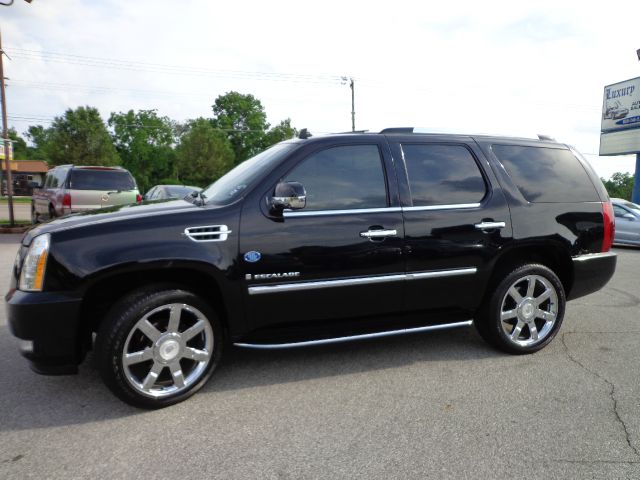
1, 234, 639, 479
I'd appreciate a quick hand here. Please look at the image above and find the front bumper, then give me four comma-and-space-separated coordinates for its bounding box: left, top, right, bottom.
568, 251, 617, 301
5, 288, 83, 374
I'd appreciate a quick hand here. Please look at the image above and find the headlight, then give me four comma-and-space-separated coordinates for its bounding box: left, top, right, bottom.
19, 234, 50, 292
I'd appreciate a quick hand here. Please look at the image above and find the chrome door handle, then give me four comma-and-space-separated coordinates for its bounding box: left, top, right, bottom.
474, 221, 506, 230
360, 229, 397, 238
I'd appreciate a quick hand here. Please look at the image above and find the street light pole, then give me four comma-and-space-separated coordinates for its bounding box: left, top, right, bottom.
350, 78, 355, 132
0, 27, 15, 226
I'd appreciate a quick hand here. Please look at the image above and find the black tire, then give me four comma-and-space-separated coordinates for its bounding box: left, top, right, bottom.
48, 205, 56, 220
475, 264, 565, 354
31, 204, 39, 224
95, 286, 223, 409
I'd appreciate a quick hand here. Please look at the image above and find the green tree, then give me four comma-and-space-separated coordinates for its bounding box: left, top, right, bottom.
263, 118, 297, 148
25, 125, 53, 161
7, 128, 29, 160
34, 106, 120, 167
109, 109, 176, 192
601, 172, 634, 200
175, 118, 234, 186
211, 91, 269, 164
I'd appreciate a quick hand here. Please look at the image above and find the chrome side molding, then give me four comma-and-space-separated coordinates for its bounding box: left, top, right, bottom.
247, 267, 477, 295
233, 320, 474, 350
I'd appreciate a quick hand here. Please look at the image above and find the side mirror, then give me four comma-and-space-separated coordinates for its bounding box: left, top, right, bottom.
623, 213, 636, 221
270, 181, 306, 212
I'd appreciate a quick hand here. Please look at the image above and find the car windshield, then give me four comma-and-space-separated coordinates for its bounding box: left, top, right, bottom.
202, 143, 298, 205
165, 185, 200, 197
69, 169, 136, 191
620, 200, 640, 212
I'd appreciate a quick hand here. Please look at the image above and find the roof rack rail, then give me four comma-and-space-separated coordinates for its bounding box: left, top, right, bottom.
298, 128, 312, 139
537, 134, 556, 141
379, 127, 414, 134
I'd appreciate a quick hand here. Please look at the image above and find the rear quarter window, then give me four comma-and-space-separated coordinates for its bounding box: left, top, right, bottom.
491, 145, 599, 203
69, 169, 136, 191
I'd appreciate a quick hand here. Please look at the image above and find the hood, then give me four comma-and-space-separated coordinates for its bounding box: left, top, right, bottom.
23, 199, 200, 245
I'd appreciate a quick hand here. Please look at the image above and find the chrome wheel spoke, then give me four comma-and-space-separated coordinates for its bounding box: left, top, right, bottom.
508, 286, 524, 304
535, 289, 552, 306
183, 347, 210, 362
501, 309, 518, 322
528, 322, 539, 341
511, 320, 525, 340
169, 362, 185, 388
138, 319, 162, 342
142, 362, 164, 391
124, 348, 153, 366
167, 304, 182, 333
183, 319, 205, 341
536, 308, 556, 322
526, 276, 536, 298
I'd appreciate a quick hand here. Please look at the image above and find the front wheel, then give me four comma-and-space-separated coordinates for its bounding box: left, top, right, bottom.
475, 264, 565, 354
96, 287, 223, 408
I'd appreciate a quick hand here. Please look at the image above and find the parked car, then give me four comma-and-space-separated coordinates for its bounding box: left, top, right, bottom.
7, 128, 616, 408
611, 198, 640, 246
31, 165, 141, 223
144, 184, 202, 201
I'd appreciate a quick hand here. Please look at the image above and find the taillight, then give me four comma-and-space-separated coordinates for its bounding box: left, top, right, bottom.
62, 193, 71, 210
136, 194, 142, 203
601, 201, 615, 252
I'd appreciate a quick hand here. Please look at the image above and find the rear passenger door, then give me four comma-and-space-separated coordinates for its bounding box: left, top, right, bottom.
388, 137, 511, 321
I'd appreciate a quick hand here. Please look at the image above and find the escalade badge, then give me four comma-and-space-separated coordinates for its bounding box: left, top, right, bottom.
246, 272, 300, 280
244, 251, 261, 263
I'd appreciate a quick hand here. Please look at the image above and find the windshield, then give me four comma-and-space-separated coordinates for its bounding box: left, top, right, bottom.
202, 143, 298, 205
620, 200, 640, 212
166, 185, 200, 197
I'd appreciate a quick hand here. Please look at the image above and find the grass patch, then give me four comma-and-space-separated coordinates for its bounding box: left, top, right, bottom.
0, 220, 31, 226
0, 196, 32, 204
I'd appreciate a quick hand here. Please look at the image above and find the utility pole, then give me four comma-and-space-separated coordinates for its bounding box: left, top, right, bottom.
350, 78, 355, 132
0, 27, 15, 226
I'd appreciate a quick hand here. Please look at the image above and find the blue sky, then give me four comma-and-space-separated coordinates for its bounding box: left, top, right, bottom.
3, 0, 640, 178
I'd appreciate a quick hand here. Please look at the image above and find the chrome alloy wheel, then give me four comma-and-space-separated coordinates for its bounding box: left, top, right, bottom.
122, 303, 214, 398
499, 274, 558, 347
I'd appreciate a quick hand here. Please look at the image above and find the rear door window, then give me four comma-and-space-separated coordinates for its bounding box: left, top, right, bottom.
69, 170, 136, 191
283, 145, 388, 211
491, 145, 599, 203
401, 144, 486, 206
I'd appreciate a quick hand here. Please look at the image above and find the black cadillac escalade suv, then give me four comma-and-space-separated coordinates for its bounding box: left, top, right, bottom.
6, 128, 617, 408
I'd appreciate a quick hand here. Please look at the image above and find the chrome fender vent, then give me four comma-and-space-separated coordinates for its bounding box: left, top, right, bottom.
184, 225, 232, 242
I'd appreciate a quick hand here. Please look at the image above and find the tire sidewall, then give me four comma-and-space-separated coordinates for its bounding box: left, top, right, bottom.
97, 288, 223, 409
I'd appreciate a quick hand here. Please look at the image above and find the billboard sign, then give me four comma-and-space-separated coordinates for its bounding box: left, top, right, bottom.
600, 76, 640, 156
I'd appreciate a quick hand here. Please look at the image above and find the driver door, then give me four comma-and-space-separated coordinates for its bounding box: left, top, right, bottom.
239, 141, 405, 335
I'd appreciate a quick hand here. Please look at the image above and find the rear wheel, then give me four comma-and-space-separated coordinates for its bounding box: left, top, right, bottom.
31, 203, 39, 224
48, 205, 56, 220
475, 264, 565, 354
96, 287, 223, 408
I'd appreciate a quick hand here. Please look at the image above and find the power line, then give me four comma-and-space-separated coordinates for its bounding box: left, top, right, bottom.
6, 47, 346, 84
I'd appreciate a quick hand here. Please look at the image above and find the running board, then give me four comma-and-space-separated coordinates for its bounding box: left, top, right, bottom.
233, 320, 474, 350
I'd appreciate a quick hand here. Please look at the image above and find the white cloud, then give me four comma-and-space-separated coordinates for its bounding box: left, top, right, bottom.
2, 0, 640, 178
